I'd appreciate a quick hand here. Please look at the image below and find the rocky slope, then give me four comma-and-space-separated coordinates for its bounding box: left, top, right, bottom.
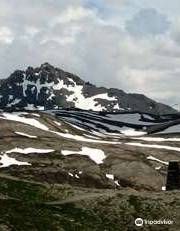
0, 63, 176, 114
0, 63, 179, 230
0, 110, 180, 230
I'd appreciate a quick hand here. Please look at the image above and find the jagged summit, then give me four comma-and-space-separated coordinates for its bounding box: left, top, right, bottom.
0, 63, 176, 114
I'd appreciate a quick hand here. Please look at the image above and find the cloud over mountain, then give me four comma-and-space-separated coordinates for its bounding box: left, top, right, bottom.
0, 0, 180, 108
126, 8, 170, 36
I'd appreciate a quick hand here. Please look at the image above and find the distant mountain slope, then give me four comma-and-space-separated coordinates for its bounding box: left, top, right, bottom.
0, 63, 176, 114
1, 109, 180, 191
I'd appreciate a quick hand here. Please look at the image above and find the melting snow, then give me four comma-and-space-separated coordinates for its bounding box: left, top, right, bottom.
31, 113, 40, 117
83, 134, 101, 140
147, 155, 168, 165
0, 154, 31, 168
22, 76, 54, 100
8, 73, 121, 111
24, 104, 37, 110
68, 172, 74, 177
75, 174, 80, 179
155, 166, 161, 170
52, 130, 120, 144
6, 147, 54, 154
14, 132, 37, 138
54, 79, 120, 111
61, 147, 106, 164
114, 180, 120, 186
0, 112, 120, 144
121, 128, 146, 137
69, 123, 86, 131
68, 172, 80, 178
54, 121, 61, 126
7, 98, 21, 107
106, 174, 120, 186
106, 174, 114, 180
37, 106, 45, 110
125, 142, 180, 153
134, 137, 180, 142
0, 113, 49, 131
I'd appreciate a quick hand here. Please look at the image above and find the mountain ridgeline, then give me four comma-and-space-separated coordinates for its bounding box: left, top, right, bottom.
0, 63, 176, 114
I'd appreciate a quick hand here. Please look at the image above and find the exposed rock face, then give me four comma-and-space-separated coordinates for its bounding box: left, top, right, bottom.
0, 63, 176, 114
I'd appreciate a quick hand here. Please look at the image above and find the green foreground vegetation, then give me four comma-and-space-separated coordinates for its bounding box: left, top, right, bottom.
0, 175, 180, 231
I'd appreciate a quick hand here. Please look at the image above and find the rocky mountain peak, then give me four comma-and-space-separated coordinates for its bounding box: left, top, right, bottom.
40, 62, 56, 71
0, 63, 177, 114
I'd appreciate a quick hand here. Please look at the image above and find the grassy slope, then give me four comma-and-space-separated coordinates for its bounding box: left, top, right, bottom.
1, 112, 180, 230
0, 175, 180, 231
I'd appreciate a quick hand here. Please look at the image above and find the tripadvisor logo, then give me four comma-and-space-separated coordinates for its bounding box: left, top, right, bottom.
135, 218, 143, 227
135, 218, 173, 227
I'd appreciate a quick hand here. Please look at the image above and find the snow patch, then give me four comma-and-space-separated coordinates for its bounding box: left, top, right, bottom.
134, 137, 180, 142
75, 174, 80, 179
121, 128, 146, 137
7, 98, 21, 106
31, 113, 40, 117
52, 130, 120, 144
61, 147, 106, 164
0, 154, 31, 168
24, 104, 36, 110
147, 155, 168, 165
105, 174, 120, 186
0, 112, 121, 144
6, 147, 54, 154
155, 166, 161, 170
54, 79, 120, 111
69, 123, 86, 131
68, 172, 80, 178
0, 113, 49, 131
54, 121, 61, 126
126, 142, 180, 153
14, 132, 37, 138
114, 180, 120, 186
106, 174, 114, 180
68, 172, 74, 177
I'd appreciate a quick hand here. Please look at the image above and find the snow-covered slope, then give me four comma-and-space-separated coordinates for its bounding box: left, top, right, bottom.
1, 109, 180, 192
53, 109, 180, 136
0, 63, 176, 114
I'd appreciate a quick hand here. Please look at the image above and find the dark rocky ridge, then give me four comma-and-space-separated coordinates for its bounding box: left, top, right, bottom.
0, 63, 176, 114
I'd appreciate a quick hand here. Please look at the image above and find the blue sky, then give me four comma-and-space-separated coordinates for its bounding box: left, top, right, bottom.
0, 0, 180, 108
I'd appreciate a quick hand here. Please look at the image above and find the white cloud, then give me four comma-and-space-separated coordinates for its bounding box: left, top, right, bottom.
0, 27, 13, 44
0, 0, 180, 107
126, 8, 170, 37
25, 27, 39, 37
51, 6, 94, 26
